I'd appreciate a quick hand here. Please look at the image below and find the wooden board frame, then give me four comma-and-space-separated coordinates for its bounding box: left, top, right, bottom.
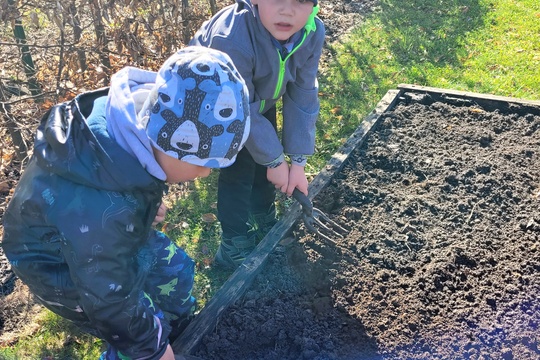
173, 84, 540, 355
172, 88, 401, 355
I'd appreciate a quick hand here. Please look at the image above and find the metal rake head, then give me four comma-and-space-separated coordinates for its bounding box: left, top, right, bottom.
293, 189, 348, 244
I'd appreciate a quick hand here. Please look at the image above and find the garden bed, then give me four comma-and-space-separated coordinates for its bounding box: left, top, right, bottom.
178, 85, 540, 359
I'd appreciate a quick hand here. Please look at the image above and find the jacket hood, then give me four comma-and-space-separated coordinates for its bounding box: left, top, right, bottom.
106, 67, 168, 180
33, 89, 164, 193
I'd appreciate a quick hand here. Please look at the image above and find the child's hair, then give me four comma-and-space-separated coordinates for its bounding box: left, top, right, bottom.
140, 46, 250, 168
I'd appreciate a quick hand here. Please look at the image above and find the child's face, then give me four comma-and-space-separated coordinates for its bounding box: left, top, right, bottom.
252, 0, 314, 41
153, 147, 212, 183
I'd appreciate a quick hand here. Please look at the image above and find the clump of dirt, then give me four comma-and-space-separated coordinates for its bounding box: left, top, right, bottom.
193, 95, 540, 359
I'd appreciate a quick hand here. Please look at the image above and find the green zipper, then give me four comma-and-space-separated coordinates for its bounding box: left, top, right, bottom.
258, 5, 319, 114
258, 30, 309, 114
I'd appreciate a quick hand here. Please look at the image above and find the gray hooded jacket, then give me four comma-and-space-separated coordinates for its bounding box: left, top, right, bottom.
190, 0, 325, 166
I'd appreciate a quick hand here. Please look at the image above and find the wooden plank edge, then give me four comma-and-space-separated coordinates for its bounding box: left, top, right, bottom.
172, 88, 401, 355
172, 206, 302, 355
307, 89, 402, 198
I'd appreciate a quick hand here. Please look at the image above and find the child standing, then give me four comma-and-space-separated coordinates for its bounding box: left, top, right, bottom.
190, 0, 325, 268
2, 47, 249, 360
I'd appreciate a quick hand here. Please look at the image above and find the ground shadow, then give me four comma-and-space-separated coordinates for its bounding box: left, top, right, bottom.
376, 0, 486, 67
318, 0, 487, 153
193, 241, 383, 359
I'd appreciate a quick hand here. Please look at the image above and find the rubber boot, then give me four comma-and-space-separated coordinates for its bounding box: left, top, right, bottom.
214, 236, 256, 269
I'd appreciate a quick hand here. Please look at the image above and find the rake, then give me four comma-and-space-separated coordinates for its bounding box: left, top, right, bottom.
292, 188, 348, 244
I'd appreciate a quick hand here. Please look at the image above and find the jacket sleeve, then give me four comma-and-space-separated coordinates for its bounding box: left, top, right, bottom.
205, 38, 285, 165
59, 187, 168, 359
282, 20, 325, 158
191, 14, 285, 166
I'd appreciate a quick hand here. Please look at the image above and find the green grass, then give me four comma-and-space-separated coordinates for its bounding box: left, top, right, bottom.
158, 174, 234, 307
2, 0, 539, 357
312, 0, 539, 170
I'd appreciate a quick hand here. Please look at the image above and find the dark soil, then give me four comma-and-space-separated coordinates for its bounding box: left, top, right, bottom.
193, 95, 540, 359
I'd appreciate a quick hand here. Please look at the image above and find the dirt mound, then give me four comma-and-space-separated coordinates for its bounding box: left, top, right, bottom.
193, 93, 540, 359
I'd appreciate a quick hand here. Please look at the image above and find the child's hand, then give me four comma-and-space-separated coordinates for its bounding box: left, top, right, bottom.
287, 164, 308, 196
267, 162, 290, 193
152, 202, 167, 226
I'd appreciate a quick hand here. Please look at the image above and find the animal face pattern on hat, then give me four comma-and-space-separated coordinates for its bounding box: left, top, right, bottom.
144, 47, 250, 168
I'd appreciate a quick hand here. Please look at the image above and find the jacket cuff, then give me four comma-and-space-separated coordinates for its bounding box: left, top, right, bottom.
264, 154, 285, 168
289, 154, 307, 166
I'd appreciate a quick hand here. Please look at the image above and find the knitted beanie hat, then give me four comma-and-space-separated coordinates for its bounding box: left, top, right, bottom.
141, 46, 250, 168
